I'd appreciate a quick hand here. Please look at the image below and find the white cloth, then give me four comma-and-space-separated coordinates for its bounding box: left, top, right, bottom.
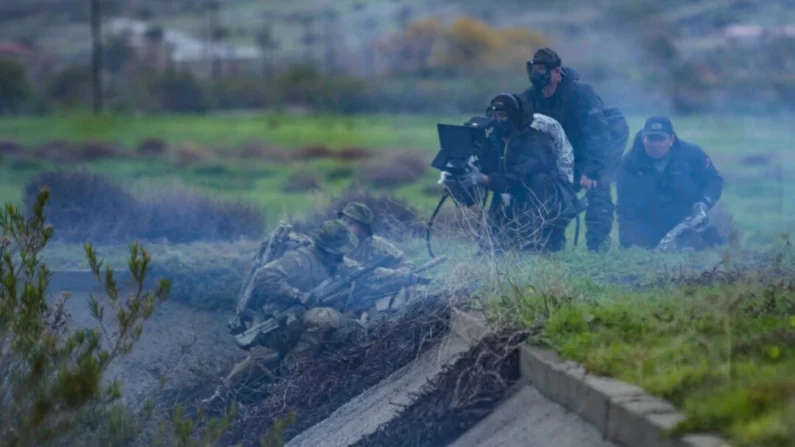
529, 113, 574, 184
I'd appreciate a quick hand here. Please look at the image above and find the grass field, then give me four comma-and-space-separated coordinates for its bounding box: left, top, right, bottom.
3, 110, 794, 446
1, 112, 794, 242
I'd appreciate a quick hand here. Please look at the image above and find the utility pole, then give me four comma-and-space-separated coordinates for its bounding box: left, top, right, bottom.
90, 0, 103, 114
207, 0, 221, 80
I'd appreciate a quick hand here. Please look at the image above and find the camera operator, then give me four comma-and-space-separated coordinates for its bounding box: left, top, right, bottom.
444, 93, 577, 253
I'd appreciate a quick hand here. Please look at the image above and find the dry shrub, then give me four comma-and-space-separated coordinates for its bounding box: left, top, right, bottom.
740, 152, 775, 166
233, 141, 292, 163
23, 170, 264, 244
75, 141, 124, 161
334, 147, 371, 162
353, 329, 529, 447
295, 144, 333, 161
137, 137, 168, 157
294, 186, 422, 240
137, 180, 265, 243
23, 169, 140, 243
358, 151, 428, 187
33, 140, 76, 162
31, 140, 122, 163
430, 205, 487, 238
378, 16, 547, 74
282, 171, 323, 193
0, 140, 24, 155
220, 293, 456, 446
171, 142, 211, 168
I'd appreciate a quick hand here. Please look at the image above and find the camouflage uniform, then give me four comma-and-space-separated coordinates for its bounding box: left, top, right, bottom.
257, 228, 312, 255
337, 202, 422, 311
338, 202, 413, 273
220, 220, 363, 390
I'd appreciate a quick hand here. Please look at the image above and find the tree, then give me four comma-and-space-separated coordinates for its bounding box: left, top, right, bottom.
0, 188, 170, 445
0, 57, 31, 114
90, 0, 103, 114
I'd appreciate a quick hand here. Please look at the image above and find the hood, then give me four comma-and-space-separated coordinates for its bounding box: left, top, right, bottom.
560, 66, 581, 84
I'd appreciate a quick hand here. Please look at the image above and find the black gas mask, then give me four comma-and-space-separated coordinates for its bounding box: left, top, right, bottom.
526, 61, 552, 90
485, 95, 522, 138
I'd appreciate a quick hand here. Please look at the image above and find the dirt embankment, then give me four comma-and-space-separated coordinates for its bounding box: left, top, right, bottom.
57, 290, 243, 407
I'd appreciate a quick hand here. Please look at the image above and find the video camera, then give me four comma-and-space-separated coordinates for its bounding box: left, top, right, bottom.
430, 117, 495, 178
425, 117, 498, 257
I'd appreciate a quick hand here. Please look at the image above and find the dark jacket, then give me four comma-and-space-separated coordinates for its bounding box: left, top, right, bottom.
616, 132, 723, 248
518, 67, 612, 182
481, 126, 576, 246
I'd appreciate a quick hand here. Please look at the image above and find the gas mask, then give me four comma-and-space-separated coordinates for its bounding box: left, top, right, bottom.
526, 60, 553, 90
494, 118, 516, 136
530, 70, 551, 90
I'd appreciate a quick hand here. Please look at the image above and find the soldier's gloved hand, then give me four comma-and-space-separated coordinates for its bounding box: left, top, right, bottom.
456, 164, 485, 188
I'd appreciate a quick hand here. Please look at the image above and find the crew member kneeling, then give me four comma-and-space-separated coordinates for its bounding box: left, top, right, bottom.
445, 93, 577, 253
617, 116, 724, 250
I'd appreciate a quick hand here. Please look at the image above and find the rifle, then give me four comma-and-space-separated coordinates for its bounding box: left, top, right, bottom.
232, 254, 393, 349
656, 207, 709, 252
228, 223, 293, 335
343, 255, 449, 314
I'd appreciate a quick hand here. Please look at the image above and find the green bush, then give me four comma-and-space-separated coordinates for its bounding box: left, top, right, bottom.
0, 187, 170, 445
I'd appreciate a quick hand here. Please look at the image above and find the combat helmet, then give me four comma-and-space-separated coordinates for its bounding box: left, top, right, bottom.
310, 219, 357, 255
337, 202, 374, 236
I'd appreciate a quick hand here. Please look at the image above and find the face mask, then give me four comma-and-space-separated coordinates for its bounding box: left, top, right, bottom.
495, 119, 516, 135
530, 70, 551, 90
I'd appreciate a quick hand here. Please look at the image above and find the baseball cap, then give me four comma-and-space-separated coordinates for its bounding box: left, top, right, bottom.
642, 116, 674, 137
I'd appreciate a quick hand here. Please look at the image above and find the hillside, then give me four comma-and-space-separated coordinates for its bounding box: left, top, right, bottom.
2, 0, 792, 63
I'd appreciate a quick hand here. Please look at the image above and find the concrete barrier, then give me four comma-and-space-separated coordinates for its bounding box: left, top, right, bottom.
453, 310, 731, 447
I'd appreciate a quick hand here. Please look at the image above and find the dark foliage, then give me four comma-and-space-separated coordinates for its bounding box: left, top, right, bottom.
352, 330, 529, 447
218, 292, 457, 446
137, 182, 264, 243
358, 151, 428, 188
74, 141, 125, 162
0, 140, 24, 155
23, 170, 141, 243
229, 142, 292, 163
294, 144, 333, 161
293, 186, 423, 241
169, 144, 211, 168
22, 170, 265, 244
136, 137, 168, 157
334, 147, 372, 162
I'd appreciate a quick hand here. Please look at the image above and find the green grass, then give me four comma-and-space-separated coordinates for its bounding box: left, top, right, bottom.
3, 112, 793, 241
481, 242, 795, 447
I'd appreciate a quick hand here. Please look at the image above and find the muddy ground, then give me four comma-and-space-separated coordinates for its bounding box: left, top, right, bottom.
56, 289, 244, 408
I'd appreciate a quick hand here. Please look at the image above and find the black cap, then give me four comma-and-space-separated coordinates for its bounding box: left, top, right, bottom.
530, 48, 561, 68
642, 116, 674, 137
487, 93, 523, 123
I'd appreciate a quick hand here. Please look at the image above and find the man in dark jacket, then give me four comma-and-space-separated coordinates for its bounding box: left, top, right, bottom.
444, 93, 577, 253
517, 48, 627, 252
616, 116, 724, 249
